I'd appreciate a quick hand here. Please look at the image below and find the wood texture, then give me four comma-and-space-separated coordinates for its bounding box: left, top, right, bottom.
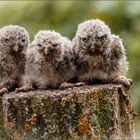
2, 84, 135, 140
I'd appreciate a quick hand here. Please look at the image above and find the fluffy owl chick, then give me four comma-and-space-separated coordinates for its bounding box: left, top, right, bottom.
0, 25, 29, 95
73, 19, 131, 88
16, 30, 75, 92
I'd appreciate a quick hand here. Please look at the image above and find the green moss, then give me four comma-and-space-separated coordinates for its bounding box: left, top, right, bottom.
2, 85, 135, 139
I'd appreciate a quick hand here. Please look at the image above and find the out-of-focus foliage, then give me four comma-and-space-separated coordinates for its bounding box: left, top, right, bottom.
0, 0, 140, 138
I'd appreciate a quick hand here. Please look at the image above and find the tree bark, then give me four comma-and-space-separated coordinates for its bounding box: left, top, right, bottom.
2, 84, 135, 140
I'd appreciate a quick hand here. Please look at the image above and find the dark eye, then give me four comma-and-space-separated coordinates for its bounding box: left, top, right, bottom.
21, 39, 25, 43
97, 35, 107, 41
38, 44, 42, 47
81, 37, 88, 42
3, 38, 9, 43
52, 44, 58, 47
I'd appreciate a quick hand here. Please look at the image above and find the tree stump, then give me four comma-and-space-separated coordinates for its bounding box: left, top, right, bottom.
2, 84, 135, 140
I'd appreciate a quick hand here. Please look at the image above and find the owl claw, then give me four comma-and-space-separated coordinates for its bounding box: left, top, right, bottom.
114, 76, 132, 89
60, 82, 85, 90
16, 84, 34, 92
74, 82, 85, 86
0, 88, 8, 96
60, 82, 74, 90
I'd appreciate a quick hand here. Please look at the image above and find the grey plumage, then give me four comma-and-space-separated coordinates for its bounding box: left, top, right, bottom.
16, 30, 76, 92
0, 25, 29, 95
72, 19, 131, 87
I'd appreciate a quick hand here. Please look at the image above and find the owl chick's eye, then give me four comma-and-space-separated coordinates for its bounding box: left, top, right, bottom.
96, 34, 107, 41
81, 35, 91, 42
3, 38, 10, 43
21, 39, 25, 43
38, 44, 42, 47
52, 43, 58, 47
81, 37, 88, 42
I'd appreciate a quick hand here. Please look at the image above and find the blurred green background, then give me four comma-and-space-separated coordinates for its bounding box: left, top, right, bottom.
0, 0, 140, 138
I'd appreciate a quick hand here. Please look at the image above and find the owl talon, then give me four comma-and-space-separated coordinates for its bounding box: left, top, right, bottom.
60, 82, 85, 90
60, 82, 74, 90
74, 82, 85, 86
114, 76, 132, 89
0, 88, 8, 96
16, 85, 34, 92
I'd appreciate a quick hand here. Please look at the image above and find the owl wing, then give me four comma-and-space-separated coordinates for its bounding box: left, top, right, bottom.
111, 35, 128, 75
111, 35, 125, 59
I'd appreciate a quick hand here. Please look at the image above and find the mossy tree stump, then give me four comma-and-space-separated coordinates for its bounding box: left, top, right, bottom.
2, 84, 135, 139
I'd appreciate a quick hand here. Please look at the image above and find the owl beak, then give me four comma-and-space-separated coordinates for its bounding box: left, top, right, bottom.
13, 45, 19, 52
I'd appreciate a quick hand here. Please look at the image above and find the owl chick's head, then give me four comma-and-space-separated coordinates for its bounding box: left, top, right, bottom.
31, 30, 64, 57
74, 19, 111, 55
0, 25, 29, 53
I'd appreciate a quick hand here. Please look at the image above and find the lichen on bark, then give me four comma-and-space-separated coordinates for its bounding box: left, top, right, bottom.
2, 84, 135, 140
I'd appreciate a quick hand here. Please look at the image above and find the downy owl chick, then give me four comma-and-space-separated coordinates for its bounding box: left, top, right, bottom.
73, 19, 131, 87
0, 25, 29, 95
16, 30, 75, 92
